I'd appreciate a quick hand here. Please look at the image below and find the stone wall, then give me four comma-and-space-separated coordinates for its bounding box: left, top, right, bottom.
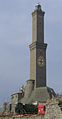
0, 99, 62, 119
0, 115, 44, 119
44, 99, 62, 119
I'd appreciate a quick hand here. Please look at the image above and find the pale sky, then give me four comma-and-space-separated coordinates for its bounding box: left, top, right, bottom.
0, 0, 62, 105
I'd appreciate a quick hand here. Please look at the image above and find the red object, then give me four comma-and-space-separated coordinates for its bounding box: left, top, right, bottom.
38, 104, 46, 115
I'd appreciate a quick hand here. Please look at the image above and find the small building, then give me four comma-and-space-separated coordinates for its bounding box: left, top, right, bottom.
11, 92, 23, 113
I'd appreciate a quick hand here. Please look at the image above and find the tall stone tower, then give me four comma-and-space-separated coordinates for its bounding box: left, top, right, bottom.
29, 5, 47, 88
20, 4, 56, 104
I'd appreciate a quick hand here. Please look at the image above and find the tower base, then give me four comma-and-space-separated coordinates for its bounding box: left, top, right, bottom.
20, 81, 56, 104
27, 87, 56, 104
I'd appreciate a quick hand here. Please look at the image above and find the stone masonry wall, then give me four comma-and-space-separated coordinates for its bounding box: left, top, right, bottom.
0, 99, 62, 119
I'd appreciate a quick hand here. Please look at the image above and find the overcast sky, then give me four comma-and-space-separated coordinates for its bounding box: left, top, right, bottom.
0, 0, 62, 105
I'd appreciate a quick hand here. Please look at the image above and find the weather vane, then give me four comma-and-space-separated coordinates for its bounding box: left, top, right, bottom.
37, 2, 41, 5
35, 2, 41, 10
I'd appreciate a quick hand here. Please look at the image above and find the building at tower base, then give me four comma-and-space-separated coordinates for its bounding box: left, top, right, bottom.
20, 81, 56, 104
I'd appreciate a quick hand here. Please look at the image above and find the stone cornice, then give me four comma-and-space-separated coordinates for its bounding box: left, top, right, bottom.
29, 42, 47, 50
32, 9, 45, 16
